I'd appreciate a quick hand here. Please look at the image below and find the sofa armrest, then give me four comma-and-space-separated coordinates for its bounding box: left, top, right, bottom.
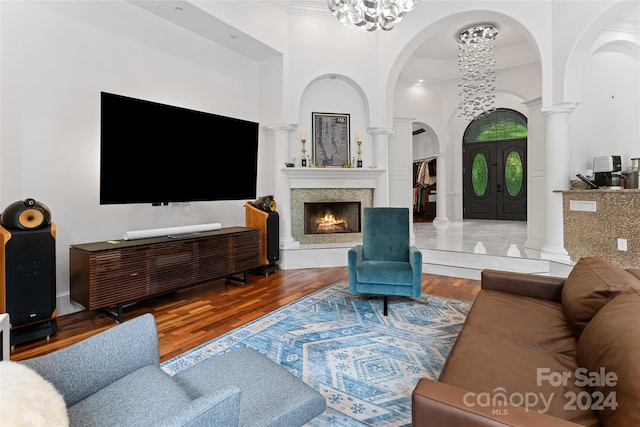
481, 270, 566, 302
157, 385, 242, 427
412, 379, 582, 427
21, 313, 160, 407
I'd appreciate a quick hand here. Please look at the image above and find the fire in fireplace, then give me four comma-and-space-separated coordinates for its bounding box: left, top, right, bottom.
304, 201, 361, 234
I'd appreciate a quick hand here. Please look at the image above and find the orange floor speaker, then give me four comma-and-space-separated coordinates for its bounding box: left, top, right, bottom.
0, 199, 57, 346
246, 195, 279, 275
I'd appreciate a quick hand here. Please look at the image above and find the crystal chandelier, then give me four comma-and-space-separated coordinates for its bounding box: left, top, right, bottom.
327, 0, 419, 32
457, 23, 499, 120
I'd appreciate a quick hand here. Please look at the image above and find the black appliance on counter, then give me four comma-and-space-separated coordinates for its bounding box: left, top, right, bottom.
593, 155, 622, 187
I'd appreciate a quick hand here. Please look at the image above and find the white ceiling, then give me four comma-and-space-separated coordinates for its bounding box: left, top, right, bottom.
129, 1, 535, 67
129, 0, 637, 81
411, 23, 526, 61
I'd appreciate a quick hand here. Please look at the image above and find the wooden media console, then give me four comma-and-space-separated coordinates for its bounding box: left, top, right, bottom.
70, 226, 262, 322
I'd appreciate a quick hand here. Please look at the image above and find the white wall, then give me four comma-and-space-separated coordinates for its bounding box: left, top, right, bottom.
1, 2, 265, 314
570, 31, 640, 176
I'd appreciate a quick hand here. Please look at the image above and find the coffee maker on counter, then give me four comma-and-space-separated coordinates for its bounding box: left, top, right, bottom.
593, 155, 622, 187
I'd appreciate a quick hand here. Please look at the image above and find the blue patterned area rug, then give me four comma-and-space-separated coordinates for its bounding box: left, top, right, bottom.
161, 280, 471, 427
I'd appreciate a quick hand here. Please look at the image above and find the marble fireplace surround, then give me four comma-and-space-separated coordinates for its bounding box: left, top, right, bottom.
292, 188, 372, 244
280, 167, 385, 269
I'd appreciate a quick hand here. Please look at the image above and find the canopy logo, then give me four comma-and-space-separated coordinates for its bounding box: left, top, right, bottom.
462, 367, 618, 416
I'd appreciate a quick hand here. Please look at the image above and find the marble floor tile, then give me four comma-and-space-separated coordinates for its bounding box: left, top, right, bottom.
413, 219, 533, 258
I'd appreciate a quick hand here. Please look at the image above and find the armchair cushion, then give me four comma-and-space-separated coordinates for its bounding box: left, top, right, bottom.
173, 347, 326, 427
356, 259, 414, 285
68, 365, 199, 427
362, 208, 410, 262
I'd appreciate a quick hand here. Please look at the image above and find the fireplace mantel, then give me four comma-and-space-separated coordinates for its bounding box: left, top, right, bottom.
280, 167, 384, 270
282, 167, 385, 189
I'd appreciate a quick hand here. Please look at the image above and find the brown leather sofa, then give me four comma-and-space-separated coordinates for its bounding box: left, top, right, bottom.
412, 257, 640, 427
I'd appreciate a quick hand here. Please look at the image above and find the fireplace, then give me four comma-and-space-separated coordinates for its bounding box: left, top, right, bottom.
304, 201, 361, 234
290, 187, 373, 244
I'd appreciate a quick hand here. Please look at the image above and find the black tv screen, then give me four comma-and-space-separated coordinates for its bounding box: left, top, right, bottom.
100, 92, 259, 205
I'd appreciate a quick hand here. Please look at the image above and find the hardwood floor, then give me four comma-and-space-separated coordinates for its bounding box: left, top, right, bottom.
9, 267, 480, 363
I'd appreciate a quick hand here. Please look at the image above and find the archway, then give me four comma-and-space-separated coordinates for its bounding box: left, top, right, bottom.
412, 123, 439, 222
462, 109, 528, 220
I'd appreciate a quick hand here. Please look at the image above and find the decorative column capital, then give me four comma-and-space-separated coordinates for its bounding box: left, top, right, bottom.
367, 127, 394, 136
266, 123, 297, 132
541, 103, 578, 116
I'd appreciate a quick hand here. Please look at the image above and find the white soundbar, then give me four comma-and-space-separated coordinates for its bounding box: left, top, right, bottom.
123, 223, 222, 240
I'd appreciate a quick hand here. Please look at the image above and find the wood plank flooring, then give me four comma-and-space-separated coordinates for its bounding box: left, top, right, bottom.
9, 267, 480, 363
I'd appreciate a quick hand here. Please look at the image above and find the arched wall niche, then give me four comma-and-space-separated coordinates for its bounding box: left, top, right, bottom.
296, 74, 373, 167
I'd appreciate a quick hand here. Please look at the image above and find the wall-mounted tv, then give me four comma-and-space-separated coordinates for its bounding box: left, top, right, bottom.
100, 92, 259, 205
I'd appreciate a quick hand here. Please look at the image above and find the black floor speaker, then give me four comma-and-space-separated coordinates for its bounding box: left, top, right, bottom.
0, 222, 57, 346
246, 196, 279, 275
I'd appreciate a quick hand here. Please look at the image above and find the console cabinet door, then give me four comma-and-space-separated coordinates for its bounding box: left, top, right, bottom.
149, 241, 196, 295
196, 234, 232, 282
91, 247, 148, 309
232, 230, 262, 273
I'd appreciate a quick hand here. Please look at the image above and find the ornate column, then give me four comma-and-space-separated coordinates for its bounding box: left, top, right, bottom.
267, 123, 298, 248
368, 127, 392, 207
433, 152, 449, 228
388, 118, 414, 211
540, 103, 576, 262
390, 117, 415, 243
522, 97, 546, 253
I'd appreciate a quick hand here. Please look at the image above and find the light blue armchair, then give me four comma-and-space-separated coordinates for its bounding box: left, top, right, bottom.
348, 207, 423, 316
19, 313, 326, 427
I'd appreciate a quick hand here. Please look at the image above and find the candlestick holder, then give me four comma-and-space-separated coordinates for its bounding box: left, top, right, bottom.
357, 139, 362, 168
301, 138, 307, 167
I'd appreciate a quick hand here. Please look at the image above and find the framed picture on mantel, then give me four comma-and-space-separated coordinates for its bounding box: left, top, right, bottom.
312, 112, 350, 167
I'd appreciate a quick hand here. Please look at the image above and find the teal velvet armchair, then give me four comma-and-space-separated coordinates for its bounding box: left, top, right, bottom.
348, 207, 423, 315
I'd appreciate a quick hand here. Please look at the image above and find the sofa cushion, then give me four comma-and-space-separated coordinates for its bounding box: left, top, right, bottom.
625, 268, 640, 280
463, 289, 577, 355
68, 365, 194, 427
438, 324, 599, 427
577, 291, 640, 427
561, 257, 640, 339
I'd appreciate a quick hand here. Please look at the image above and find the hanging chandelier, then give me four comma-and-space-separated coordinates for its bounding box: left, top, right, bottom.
327, 0, 420, 32
457, 23, 499, 121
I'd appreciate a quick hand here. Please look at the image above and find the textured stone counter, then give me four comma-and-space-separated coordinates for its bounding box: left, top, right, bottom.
560, 189, 640, 269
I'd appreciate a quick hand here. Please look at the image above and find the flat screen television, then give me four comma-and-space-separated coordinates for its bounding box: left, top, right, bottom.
100, 92, 259, 205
